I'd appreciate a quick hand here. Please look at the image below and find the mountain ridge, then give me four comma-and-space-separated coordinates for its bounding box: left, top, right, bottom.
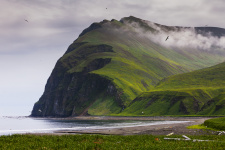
31, 16, 225, 117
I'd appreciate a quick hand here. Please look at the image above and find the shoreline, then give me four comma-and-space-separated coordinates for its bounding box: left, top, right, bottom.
32, 116, 218, 136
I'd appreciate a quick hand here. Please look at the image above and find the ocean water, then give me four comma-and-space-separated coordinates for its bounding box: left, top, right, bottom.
0, 116, 189, 136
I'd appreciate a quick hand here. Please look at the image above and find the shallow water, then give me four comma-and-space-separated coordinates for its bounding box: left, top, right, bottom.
0, 116, 189, 136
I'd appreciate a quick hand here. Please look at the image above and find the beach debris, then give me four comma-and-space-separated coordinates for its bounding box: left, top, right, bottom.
155, 137, 160, 141
192, 139, 212, 142
164, 134, 214, 142
166, 132, 174, 136
182, 135, 191, 140
218, 131, 225, 135
164, 137, 181, 141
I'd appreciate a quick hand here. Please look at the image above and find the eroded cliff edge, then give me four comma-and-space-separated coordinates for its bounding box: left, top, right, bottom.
31, 43, 123, 117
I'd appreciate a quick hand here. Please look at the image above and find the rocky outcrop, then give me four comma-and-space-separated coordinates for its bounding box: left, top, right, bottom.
31, 42, 123, 117
31, 71, 120, 117
79, 23, 102, 37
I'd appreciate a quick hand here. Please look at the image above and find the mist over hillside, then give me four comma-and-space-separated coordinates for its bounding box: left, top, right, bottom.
122, 16, 225, 52
31, 16, 225, 117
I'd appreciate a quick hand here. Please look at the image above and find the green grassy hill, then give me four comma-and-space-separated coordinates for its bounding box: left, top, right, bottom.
32, 16, 225, 117
122, 62, 225, 116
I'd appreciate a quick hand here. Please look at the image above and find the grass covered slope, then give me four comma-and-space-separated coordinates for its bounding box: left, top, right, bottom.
74, 17, 225, 115
123, 62, 225, 116
2, 134, 225, 149
155, 62, 225, 89
32, 16, 225, 117
204, 117, 225, 130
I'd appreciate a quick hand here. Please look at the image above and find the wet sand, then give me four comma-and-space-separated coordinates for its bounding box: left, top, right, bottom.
48, 116, 218, 136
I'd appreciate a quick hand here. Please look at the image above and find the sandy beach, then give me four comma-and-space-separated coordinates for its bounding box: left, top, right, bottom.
48, 116, 218, 136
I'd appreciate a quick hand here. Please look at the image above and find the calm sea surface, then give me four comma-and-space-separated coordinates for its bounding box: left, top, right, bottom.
0, 116, 189, 136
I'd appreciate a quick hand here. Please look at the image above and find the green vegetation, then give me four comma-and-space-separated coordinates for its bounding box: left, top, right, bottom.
187, 123, 219, 131
188, 117, 225, 131
155, 62, 225, 90
2, 134, 225, 149
88, 95, 121, 115
123, 61, 225, 116
187, 124, 208, 130
204, 117, 225, 130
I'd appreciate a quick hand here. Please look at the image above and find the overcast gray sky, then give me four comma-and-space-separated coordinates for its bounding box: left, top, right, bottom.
1, 0, 225, 116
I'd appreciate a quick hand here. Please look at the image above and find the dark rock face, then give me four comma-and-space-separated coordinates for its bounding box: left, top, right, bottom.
79, 23, 102, 37
31, 42, 122, 117
65, 42, 88, 54
32, 72, 114, 117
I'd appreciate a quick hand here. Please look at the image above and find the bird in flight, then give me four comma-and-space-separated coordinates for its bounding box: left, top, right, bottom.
25, 19, 28, 22
165, 36, 169, 41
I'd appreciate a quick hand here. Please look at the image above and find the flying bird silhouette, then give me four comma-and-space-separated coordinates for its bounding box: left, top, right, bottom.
25, 19, 28, 22
165, 36, 169, 41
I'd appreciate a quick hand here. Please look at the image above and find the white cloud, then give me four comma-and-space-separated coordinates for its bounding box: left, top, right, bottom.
123, 19, 225, 51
